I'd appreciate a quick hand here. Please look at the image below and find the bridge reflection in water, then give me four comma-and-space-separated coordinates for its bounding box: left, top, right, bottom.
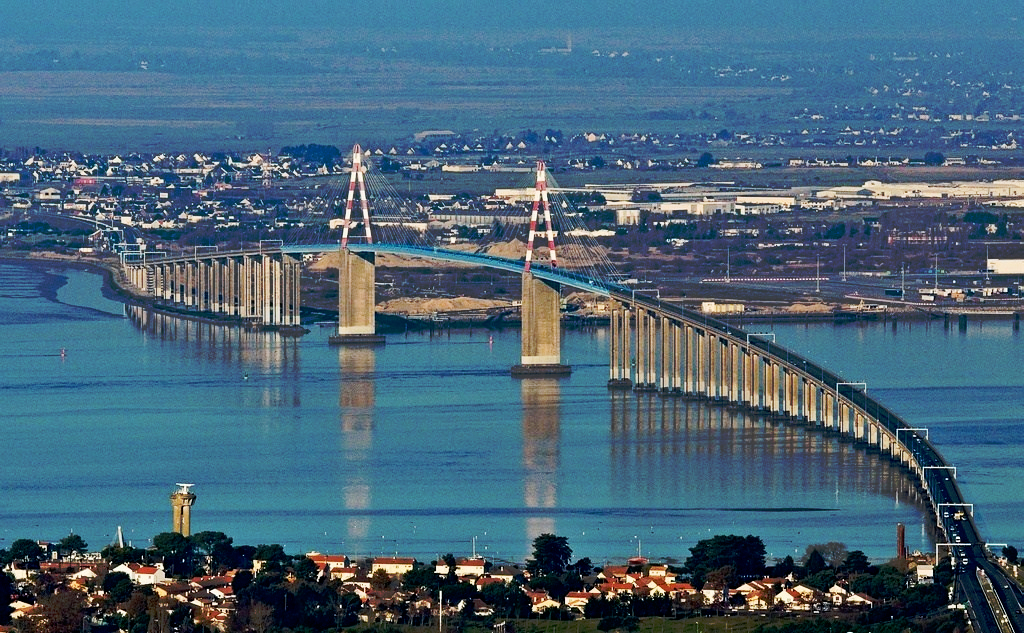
127, 305, 302, 409
339, 345, 376, 544
521, 378, 561, 545
125, 306, 934, 559
609, 392, 933, 553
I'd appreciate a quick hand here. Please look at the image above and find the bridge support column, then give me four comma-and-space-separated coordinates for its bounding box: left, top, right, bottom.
765, 362, 775, 412
512, 271, 570, 376
284, 254, 302, 326
199, 259, 212, 312
330, 248, 385, 345
708, 334, 720, 399
646, 312, 657, 387
730, 343, 741, 403
741, 349, 752, 406
659, 316, 671, 392
672, 320, 683, 392
242, 256, 257, 318
826, 391, 837, 430
223, 257, 238, 316
633, 309, 646, 388
186, 260, 198, 308
633, 310, 657, 390
801, 378, 811, 422
682, 325, 694, 395
781, 368, 792, 416
608, 302, 632, 389
811, 383, 822, 425
748, 352, 761, 409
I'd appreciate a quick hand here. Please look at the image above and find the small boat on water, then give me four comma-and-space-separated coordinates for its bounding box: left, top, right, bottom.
834, 301, 887, 321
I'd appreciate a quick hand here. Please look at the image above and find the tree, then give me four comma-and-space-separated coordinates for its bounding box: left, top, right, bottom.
924, 151, 946, 166
933, 557, 954, 586
247, 601, 275, 633
802, 542, 847, 568
685, 535, 766, 587
38, 589, 87, 633
805, 550, 827, 575
152, 532, 193, 577
527, 533, 572, 577
152, 532, 189, 558
824, 222, 847, 240
529, 574, 569, 600
370, 568, 392, 590
101, 545, 145, 566
232, 569, 254, 594
1003, 545, 1018, 563
252, 543, 289, 565
802, 569, 836, 592
480, 582, 530, 619
103, 571, 135, 604
9, 538, 43, 562
570, 556, 593, 576
851, 565, 906, 600
696, 152, 715, 167
402, 565, 440, 591
190, 530, 234, 569
57, 533, 87, 556
773, 555, 795, 578
439, 581, 476, 606
292, 557, 319, 582
442, 553, 458, 578
840, 550, 870, 574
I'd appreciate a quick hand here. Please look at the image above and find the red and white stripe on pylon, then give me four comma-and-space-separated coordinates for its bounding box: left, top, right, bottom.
523, 159, 558, 272
340, 144, 373, 249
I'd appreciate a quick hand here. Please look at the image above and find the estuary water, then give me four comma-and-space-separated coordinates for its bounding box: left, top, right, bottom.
1, 261, 1020, 565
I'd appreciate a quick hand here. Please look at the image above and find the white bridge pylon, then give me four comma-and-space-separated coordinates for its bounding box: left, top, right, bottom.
340, 144, 373, 249
524, 159, 558, 272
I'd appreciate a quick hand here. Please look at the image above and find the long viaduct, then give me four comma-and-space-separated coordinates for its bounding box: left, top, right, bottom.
117, 153, 1018, 632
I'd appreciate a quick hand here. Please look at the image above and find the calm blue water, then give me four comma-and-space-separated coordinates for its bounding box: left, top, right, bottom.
2, 262, 1019, 566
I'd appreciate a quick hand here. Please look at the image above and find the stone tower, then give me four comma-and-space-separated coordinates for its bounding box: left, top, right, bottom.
170, 483, 197, 536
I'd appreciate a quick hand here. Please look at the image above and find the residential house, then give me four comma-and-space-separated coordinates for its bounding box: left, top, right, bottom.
845, 593, 877, 609
372, 557, 416, 576
112, 562, 166, 585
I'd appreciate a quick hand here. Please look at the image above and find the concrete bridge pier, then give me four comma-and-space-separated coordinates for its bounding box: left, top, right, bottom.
670, 319, 683, 393
726, 342, 740, 402
713, 336, 725, 400
632, 310, 657, 390
330, 248, 385, 345
512, 271, 570, 376
741, 349, 753, 406
607, 302, 633, 389
752, 353, 765, 410
823, 391, 836, 431
658, 316, 682, 394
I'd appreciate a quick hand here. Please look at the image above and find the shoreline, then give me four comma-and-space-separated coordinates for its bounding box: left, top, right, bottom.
5, 250, 1020, 330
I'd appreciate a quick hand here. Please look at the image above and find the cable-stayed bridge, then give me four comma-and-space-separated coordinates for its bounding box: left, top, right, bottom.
118, 145, 1019, 632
